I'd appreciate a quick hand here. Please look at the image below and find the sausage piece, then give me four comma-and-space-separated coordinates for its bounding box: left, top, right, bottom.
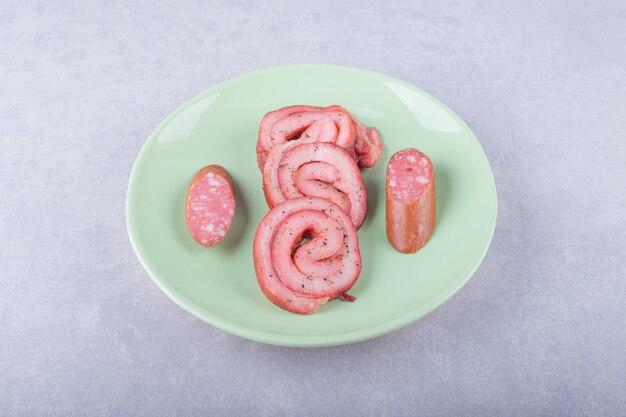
185, 165, 236, 247
386, 149, 435, 253
253, 197, 362, 314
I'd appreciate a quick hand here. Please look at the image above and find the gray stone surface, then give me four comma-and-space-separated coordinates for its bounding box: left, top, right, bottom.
1, 0, 625, 415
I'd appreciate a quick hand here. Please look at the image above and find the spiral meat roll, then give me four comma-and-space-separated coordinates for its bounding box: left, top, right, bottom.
262, 141, 367, 229
253, 197, 362, 315
256, 105, 359, 170
352, 116, 383, 168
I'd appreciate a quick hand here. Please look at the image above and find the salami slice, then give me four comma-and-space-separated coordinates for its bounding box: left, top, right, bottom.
262, 141, 367, 229
185, 165, 236, 247
253, 197, 362, 314
256, 105, 356, 170
386, 149, 436, 253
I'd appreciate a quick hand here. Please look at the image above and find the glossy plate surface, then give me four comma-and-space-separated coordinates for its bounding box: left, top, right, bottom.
126, 64, 497, 347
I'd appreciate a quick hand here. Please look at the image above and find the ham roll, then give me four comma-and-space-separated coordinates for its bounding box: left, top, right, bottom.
256, 104, 382, 170
352, 117, 383, 168
262, 141, 367, 229
257, 105, 356, 169
253, 197, 362, 314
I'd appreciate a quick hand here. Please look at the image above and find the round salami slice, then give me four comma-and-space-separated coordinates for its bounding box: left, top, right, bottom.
253, 197, 362, 314
262, 141, 367, 229
386, 148, 436, 253
185, 165, 236, 247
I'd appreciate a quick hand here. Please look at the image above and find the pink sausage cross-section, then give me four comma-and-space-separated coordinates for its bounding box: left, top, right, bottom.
185, 165, 236, 247
386, 148, 436, 254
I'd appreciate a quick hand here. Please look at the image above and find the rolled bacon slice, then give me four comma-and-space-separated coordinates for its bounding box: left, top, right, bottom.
263, 141, 367, 229
352, 116, 383, 168
257, 104, 383, 169
253, 197, 362, 314
257, 105, 356, 170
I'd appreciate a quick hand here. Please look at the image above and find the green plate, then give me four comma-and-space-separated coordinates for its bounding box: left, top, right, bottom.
126, 64, 497, 347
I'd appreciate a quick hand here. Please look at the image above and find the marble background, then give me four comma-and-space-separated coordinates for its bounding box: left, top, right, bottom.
1, 1, 625, 415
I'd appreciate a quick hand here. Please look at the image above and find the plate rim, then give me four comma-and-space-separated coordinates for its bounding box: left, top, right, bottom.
126, 63, 498, 347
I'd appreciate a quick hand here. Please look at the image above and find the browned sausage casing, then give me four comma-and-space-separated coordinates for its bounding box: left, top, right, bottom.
386, 149, 436, 253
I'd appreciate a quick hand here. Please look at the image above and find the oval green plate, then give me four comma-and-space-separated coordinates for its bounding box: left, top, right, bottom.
126, 64, 497, 347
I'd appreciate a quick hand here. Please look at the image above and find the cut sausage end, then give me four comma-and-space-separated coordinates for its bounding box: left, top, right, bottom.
185, 165, 236, 247
386, 149, 436, 254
